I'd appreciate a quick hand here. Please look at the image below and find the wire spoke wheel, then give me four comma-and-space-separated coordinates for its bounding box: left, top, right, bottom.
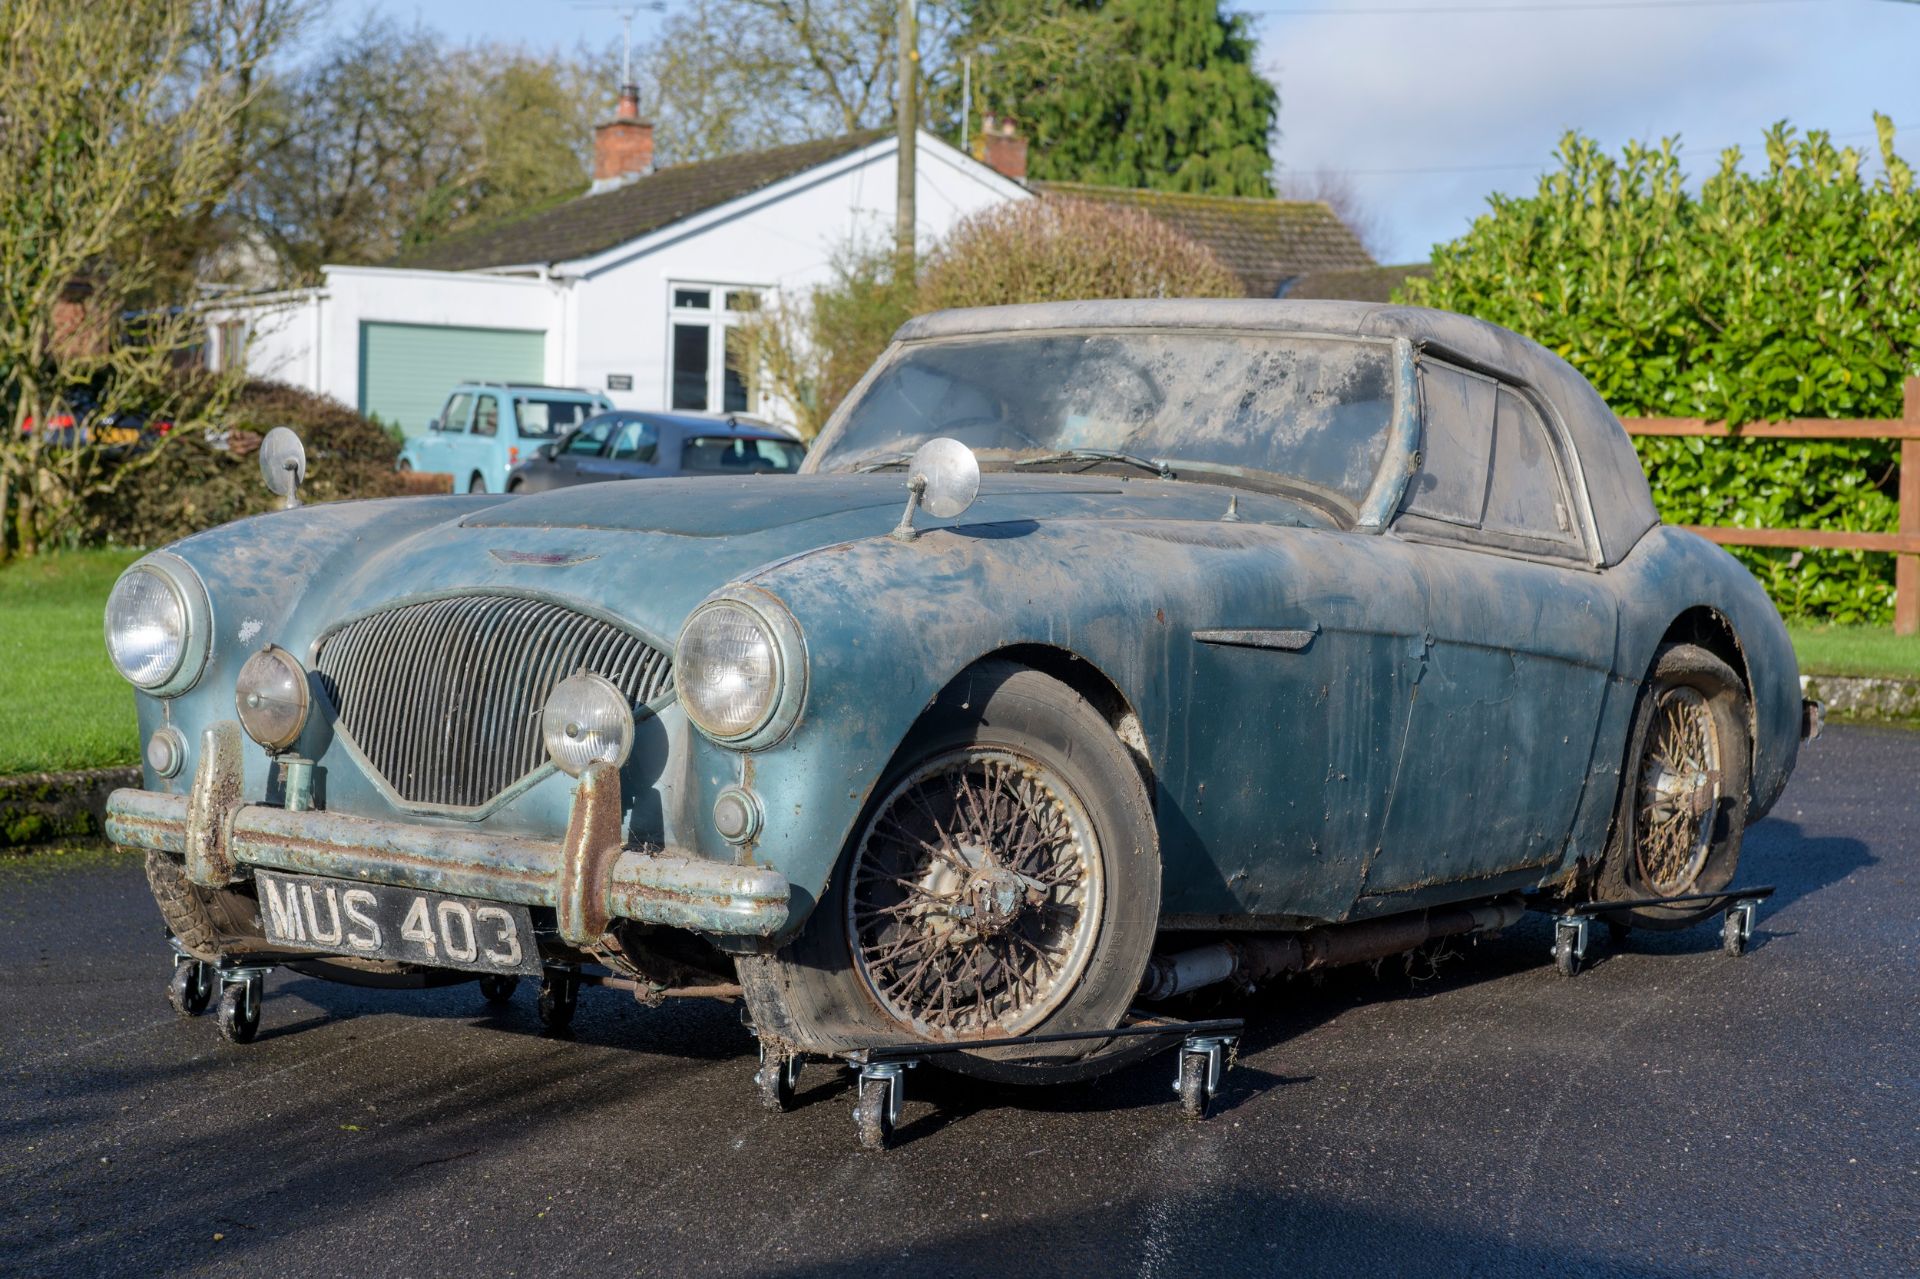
1633, 685, 1723, 896
847, 747, 1104, 1040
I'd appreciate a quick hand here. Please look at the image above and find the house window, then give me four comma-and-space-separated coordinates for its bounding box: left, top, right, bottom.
668, 283, 764, 413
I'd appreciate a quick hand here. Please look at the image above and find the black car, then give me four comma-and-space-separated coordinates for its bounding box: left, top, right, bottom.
505, 410, 806, 493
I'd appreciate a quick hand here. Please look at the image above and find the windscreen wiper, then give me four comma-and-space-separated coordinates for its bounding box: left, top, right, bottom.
1013, 449, 1175, 480
852, 451, 914, 472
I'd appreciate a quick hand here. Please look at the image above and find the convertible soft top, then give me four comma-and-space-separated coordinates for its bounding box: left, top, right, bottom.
895, 300, 1661, 567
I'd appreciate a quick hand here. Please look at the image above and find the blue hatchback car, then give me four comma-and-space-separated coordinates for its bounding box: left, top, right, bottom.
398, 382, 612, 494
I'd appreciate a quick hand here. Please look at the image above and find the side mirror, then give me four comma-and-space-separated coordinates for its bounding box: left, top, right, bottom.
259, 426, 307, 510
890, 438, 979, 542
536, 442, 556, 461
427, 418, 441, 433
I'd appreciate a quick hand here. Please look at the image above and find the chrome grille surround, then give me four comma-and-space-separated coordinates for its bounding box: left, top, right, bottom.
313, 595, 674, 811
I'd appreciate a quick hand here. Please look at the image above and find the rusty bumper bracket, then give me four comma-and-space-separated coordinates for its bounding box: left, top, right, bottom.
106, 729, 789, 939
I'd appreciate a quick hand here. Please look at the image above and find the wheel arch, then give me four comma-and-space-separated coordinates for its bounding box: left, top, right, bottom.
1660, 605, 1752, 696
955, 643, 1156, 808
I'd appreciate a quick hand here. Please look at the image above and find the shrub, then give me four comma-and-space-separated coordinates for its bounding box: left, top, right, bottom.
1402, 118, 1920, 622
90, 380, 405, 547
918, 197, 1243, 312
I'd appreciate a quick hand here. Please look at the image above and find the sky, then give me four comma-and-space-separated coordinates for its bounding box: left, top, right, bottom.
336, 0, 1919, 263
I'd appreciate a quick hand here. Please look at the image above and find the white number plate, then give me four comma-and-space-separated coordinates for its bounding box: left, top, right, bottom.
254, 870, 541, 976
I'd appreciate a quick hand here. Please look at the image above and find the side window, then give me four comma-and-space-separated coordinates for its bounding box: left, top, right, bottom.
1402, 363, 1495, 526
565, 417, 616, 455
441, 392, 475, 433
1483, 388, 1577, 542
608, 418, 658, 463
472, 394, 500, 438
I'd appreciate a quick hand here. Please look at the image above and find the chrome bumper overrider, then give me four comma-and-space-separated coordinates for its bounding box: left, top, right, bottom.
105, 722, 789, 942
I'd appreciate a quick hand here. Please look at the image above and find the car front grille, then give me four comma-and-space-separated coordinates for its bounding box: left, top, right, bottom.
314, 595, 674, 809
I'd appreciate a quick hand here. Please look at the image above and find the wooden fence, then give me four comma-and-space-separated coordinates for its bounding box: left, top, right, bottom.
1621, 377, 1920, 636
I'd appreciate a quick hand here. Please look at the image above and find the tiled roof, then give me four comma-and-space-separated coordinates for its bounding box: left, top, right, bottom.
391, 131, 888, 272
1279, 263, 1432, 303
1031, 180, 1375, 298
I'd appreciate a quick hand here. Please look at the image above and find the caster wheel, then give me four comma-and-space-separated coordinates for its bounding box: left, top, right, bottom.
1553, 939, 1580, 978
854, 1076, 894, 1151
478, 975, 519, 1005
756, 1048, 802, 1112
168, 960, 213, 1017
537, 971, 578, 1033
1722, 915, 1747, 958
1176, 1051, 1212, 1120
217, 982, 260, 1044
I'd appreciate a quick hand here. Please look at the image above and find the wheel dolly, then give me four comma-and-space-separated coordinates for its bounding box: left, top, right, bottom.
1541, 885, 1776, 977
755, 1015, 1245, 1151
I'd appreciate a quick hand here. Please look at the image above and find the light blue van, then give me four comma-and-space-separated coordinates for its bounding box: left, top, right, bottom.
398, 383, 613, 494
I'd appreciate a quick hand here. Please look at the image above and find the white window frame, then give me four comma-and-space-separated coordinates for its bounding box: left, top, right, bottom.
666, 281, 768, 414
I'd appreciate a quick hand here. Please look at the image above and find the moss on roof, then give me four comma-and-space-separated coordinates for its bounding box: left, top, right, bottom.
1031, 180, 1375, 297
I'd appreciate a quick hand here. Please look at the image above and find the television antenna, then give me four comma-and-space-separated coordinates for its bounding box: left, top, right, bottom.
572, 2, 667, 85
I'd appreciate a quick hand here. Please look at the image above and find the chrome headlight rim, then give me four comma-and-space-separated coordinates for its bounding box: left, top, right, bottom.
675, 587, 808, 751
103, 551, 212, 697
540, 671, 638, 778
235, 643, 312, 753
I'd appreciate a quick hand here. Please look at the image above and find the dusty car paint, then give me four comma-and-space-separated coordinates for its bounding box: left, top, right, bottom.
107, 302, 1801, 963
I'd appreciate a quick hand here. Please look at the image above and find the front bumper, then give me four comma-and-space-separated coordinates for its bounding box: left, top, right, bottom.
106, 722, 789, 942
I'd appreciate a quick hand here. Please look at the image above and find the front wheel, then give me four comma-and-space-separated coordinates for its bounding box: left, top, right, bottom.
1595, 643, 1752, 930
739, 661, 1161, 1083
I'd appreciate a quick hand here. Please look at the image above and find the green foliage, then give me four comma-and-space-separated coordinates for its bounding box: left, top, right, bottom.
1404, 118, 1920, 622
954, 0, 1277, 195
87, 381, 405, 548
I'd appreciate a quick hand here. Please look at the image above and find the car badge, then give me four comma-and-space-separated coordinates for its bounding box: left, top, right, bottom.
488, 549, 599, 567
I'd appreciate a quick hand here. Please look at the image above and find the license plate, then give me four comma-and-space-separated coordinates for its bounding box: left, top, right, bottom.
254, 870, 541, 976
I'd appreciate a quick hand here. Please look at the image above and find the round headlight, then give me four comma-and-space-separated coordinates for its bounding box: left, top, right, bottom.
236, 645, 311, 752
677, 601, 779, 741
541, 673, 635, 777
104, 554, 210, 696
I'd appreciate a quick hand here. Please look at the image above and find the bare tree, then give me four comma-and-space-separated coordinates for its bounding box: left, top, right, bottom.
0, 0, 296, 558
1276, 168, 1392, 262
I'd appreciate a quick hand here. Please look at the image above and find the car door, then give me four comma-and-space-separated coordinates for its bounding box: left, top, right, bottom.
459, 393, 503, 492
1359, 359, 1618, 904
550, 415, 619, 486
1169, 525, 1432, 925
416, 391, 473, 478
594, 416, 661, 480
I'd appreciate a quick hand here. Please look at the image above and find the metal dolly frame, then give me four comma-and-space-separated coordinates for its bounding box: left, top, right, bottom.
756, 1015, 1245, 1151
1541, 885, 1776, 976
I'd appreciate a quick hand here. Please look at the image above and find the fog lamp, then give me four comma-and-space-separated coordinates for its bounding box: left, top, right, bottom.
541, 673, 635, 777
235, 645, 311, 752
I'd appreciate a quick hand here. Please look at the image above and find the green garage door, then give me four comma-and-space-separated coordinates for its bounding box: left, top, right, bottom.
358, 322, 546, 437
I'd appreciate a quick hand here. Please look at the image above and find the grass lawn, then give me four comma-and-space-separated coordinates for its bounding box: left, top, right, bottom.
1787, 623, 1920, 681
0, 548, 142, 775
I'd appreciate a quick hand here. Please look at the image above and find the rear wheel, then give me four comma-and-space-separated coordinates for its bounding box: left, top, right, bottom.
467, 471, 486, 495
1595, 643, 1751, 929
739, 662, 1160, 1083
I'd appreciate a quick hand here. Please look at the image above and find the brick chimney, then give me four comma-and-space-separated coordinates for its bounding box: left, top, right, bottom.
591, 84, 653, 194
972, 115, 1028, 183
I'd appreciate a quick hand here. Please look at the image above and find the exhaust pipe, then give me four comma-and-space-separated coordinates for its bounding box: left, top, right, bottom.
1139, 896, 1526, 1002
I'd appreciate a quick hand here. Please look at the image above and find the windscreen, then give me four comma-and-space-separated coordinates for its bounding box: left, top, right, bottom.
515, 398, 602, 439
681, 436, 806, 474
810, 331, 1398, 509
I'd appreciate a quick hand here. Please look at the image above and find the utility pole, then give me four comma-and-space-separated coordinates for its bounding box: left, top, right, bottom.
894, 0, 917, 277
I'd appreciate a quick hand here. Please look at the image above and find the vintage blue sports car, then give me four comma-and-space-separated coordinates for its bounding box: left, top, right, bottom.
105, 301, 1814, 1136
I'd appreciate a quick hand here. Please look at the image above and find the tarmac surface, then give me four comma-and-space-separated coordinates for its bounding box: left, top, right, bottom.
1, 723, 1914, 1278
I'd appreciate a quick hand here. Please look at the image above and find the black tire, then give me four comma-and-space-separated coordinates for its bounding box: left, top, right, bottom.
507, 477, 523, 493
145, 852, 271, 962
854, 1076, 893, 1150
168, 960, 213, 1017
755, 1047, 801, 1113
468, 472, 486, 495
738, 662, 1161, 1084
537, 970, 578, 1033
217, 983, 260, 1044
1722, 914, 1748, 957
479, 975, 520, 1004
398, 460, 412, 472
1553, 938, 1580, 978
1595, 643, 1751, 931
1177, 1050, 1211, 1120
